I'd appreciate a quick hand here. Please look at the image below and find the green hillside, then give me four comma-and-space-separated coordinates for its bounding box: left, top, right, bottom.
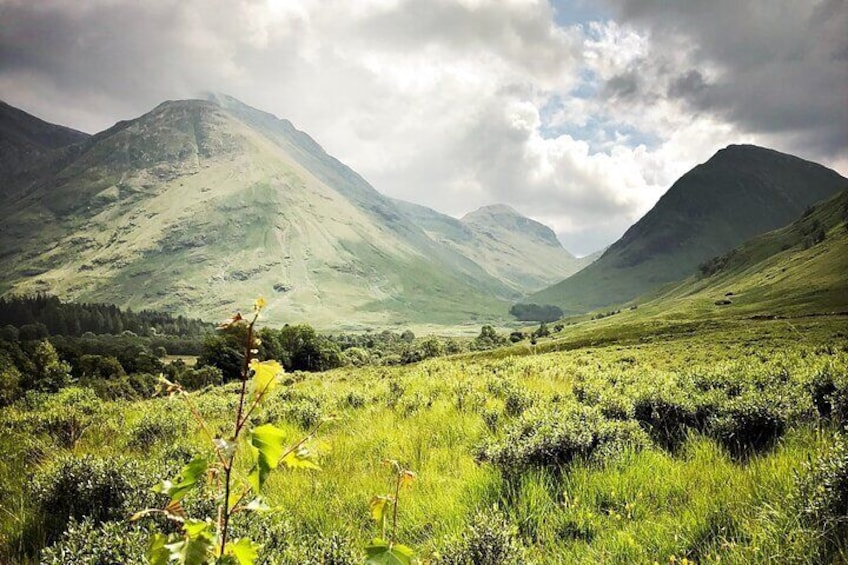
529, 145, 848, 314
0, 100, 89, 185
0, 97, 522, 328
650, 189, 848, 318
394, 201, 593, 293
509, 190, 848, 356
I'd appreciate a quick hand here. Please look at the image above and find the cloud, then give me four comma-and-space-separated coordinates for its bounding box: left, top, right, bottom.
602, 0, 848, 157
0, 0, 844, 256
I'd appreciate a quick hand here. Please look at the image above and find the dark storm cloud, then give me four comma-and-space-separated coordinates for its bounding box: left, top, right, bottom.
0, 0, 244, 131
603, 69, 641, 100
603, 0, 848, 156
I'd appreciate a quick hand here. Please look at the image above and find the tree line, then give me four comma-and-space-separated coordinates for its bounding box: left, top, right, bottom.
0, 294, 210, 337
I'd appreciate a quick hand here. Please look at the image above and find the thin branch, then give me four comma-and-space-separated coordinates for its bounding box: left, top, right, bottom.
391, 472, 401, 545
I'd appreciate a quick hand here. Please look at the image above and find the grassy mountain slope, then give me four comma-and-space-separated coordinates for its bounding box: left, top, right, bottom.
651, 189, 848, 317
529, 145, 848, 314
393, 201, 591, 293
0, 100, 89, 183
0, 97, 516, 328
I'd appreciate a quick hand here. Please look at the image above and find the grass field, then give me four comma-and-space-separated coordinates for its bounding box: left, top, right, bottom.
1, 313, 846, 564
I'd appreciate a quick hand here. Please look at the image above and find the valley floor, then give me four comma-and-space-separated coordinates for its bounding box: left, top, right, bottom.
1, 315, 847, 564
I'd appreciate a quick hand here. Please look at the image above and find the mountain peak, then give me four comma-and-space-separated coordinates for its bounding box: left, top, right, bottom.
0, 100, 90, 181
530, 143, 847, 314
462, 204, 563, 249
463, 203, 521, 218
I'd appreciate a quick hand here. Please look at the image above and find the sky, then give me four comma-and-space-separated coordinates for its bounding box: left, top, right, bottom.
1, 0, 846, 256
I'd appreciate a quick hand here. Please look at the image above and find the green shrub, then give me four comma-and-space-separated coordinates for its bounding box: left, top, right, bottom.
808, 365, 848, 426
262, 394, 325, 430
0, 364, 22, 406
232, 515, 359, 565
632, 388, 700, 451
32, 455, 161, 543
503, 388, 534, 418
175, 365, 224, 390
276, 532, 359, 565
35, 387, 102, 448
708, 393, 788, 458
40, 518, 149, 565
478, 405, 649, 476
435, 507, 531, 565
128, 409, 189, 450
796, 432, 848, 559
343, 390, 366, 409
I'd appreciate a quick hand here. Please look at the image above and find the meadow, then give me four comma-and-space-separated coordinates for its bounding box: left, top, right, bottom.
1, 315, 846, 564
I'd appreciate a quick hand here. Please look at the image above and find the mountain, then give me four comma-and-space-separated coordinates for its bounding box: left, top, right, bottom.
0, 101, 89, 182
393, 201, 592, 293
529, 145, 848, 314
0, 96, 582, 328
653, 189, 848, 316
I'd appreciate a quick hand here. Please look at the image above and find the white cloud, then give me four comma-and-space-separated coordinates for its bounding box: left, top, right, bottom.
0, 0, 844, 255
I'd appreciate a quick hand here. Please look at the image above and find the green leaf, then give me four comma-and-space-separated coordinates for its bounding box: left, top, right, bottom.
365, 538, 415, 565
146, 533, 171, 565
250, 360, 282, 400
159, 520, 214, 565
281, 445, 321, 470
249, 423, 286, 492
153, 457, 208, 504
225, 538, 261, 565
167, 535, 213, 565
183, 519, 211, 539
369, 496, 389, 522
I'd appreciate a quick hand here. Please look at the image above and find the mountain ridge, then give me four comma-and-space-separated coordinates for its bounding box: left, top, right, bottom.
529, 144, 848, 314
0, 96, 585, 327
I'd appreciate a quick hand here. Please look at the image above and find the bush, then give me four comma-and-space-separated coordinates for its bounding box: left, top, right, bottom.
478, 405, 650, 476
0, 363, 22, 406
266, 395, 325, 430
796, 432, 848, 560
128, 409, 189, 450
233, 515, 359, 565
343, 390, 366, 409
707, 393, 788, 458
435, 507, 531, 565
176, 365, 224, 390
40, 518, 149, 565
503, 387, 534, 418
808, 365, 848, 426
35, 387, 103, 448
632, 388, 701, 451
32, 455, 161, 543
509, 304, 563, 323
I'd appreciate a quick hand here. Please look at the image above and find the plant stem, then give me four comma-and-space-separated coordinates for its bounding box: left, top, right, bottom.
233, 314, 258, 437
219, 312, 257, 560
391, 472, 401, 544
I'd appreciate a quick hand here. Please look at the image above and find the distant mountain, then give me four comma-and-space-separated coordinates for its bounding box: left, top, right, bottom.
529, 145, 848, 314
654, 189, 848, 316
0, 96, 583, 328
0, 101, 89, 182
394, 201, 592, 293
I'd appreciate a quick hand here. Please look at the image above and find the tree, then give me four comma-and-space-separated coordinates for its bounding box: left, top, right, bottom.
509, 304, 563, 323
198, 329, 246, 381
400, 329, 416, 343
77, 354, 126, 380
0, 363, 22, 406
533, 322, 550, 339
473, 325, 507, 351
420, 336, 444, 359
31, 340, 72, 392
